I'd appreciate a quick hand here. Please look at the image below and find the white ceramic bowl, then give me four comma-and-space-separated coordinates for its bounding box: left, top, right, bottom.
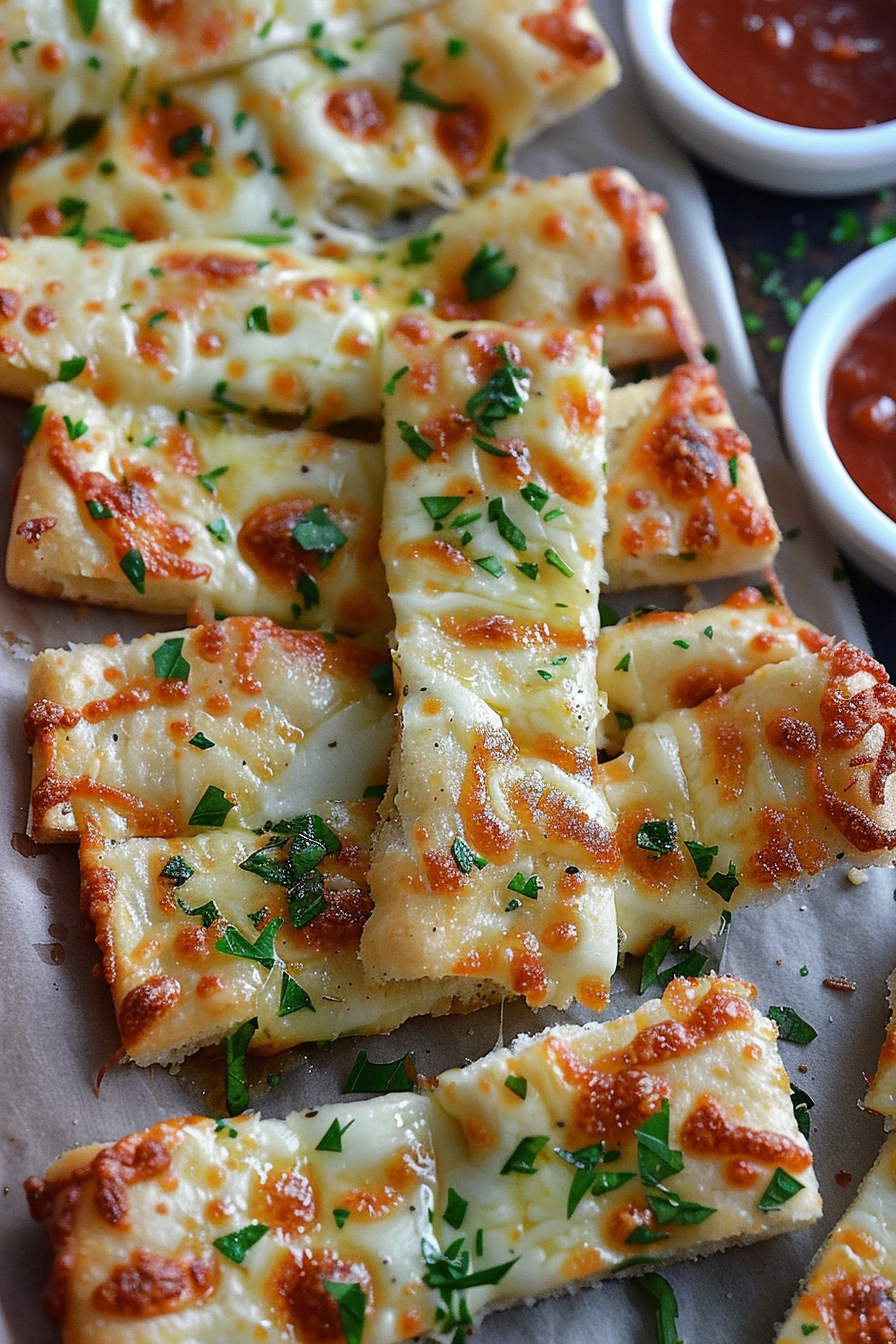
782, 239, 896, 592
624, 0, 896, 196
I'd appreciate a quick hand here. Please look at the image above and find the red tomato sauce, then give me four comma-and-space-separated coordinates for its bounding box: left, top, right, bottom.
670, 0, 896, 129
827, 296, 896, 521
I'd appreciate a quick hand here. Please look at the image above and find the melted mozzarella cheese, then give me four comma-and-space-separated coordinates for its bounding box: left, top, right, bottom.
363, 318, 616, 1009
864, 969, 896, 1119
27, 978, 820, 1344
7, 385, 392, 638
775, 1132, 896, 1343
9, 0, 618, 239
26, 617, 393, 841
0, 170, 701, 412
81, 808, 491, 1066
597, 586, 828, 753
604, 364, 780, 588
0, 0, 437, 142
603, 645, 896, 954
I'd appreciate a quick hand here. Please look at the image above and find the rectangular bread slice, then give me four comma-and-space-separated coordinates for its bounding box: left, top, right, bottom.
596, 585, 829, 754
26, 617, 393, 841
604, 363, 780, 588
775, 1131, 896, 1342
602, 642, 896, 955
362, 318, 616, 1009
7, 385, 392, 639
0, 0, 438, 142
0, 170, 700, 410
79, 805, 493, 1067
9, 0, 619, 240
25, 977, 821, 1344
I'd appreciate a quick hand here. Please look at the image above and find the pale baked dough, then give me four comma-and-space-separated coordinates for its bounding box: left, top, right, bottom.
25, 617, 394, 842
363, 318, 616, 1009
7, 385, 392, 638
604, 364, 780, 588
0, 171, 702, 411
775, 1131, 896, 1343
25, 977, 820, 1344
0, 0, 438, 143
602, 643, 896, 955
79, 805, 492, 1066
9, 0, 619, 238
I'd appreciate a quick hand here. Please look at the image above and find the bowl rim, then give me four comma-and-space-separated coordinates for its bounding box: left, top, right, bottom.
624, 0, 896, 159
781, 239, 896, 573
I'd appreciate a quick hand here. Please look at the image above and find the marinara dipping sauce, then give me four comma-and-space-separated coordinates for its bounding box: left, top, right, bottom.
827, 296, 896, 522
670, 0, 896, 130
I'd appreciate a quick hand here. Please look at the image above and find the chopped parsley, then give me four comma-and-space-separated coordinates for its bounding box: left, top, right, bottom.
683, 840, 718, 879
500, 1134, 549, 1175
21, 404, 46, 445
119, 548, 146, 594
399, 230, 443, 267
74, 0, 100, 36
487, 497, 526, 551
188, 785, 235, 827
240, 815, 340, 930
422, 495, 464, 522
225, 1017, 257, 1115
342, 1050, 417, 1094
639, 927, 677, 993
59, 356, 87, 382
504, 1075, 527, 1100
707, 860, 739, 902
333, 1208, 350, 1229
758, 1167, 805, 1210
206, 518, 230, 543
461, 244, 517, 301
214, 1223, 268, 1263
474, 555, 505, 578
215, 917, 283, 970
614, 652, 631, 672
446, 36, 467, 58
197, 465, 228, 493
246, 305, 269, 333
292, 504, 347, 569
768, 1005, 818, 1045
383, 364, 409, 395
189, 732, 214, 750
791, 1084, 814, 1139
398, 58, 462, 112
554, 1142, 632, 1218
86, 499, 112, 520
159, 854, 194, 887
507, 873, 539, 899
520, 482, 549, 512
315, 1117, 354, 1152
635, 1273, 683, 1344
491, 137, 509, 173
466, 345, 530, 437
369, 663, 394, 697
636, 819, 678, 855
397, 420, 435, 460
211, 380, 246, 413
322, 1281, 366, 1344
151, 636, 190, 680
543, 548, 573, 578
444, 1187, 468, 1229
177, 898, 220, 927
422, 1236, 518, 1343
278, 972, 315, 1017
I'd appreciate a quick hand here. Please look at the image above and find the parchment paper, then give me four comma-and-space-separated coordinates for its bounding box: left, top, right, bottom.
2, 3, 895, 1341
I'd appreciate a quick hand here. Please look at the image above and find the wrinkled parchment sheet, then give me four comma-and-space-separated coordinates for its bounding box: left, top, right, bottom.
2, 3, 894, 1341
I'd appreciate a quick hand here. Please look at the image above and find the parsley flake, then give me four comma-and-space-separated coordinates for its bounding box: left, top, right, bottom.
293, 504, 347, 569
461, 244, 517, 302
151, 636, 190, 680
197, 465, 228, 493
214, 1223, 268, 1264
86, 499, 112, 520
189, 732, 214, 750
278, 972, 315, 1016
397, 420, 435, 460
343, 1050, 417, 1093
59, 356, 87, 382
769, 1005, 817, 1044
246, 305, 269, 333
225, 1017, 257, 1115
398, 58, 462, 111
636, 819, 678, 854
758, 1168, 805, 1210
189, 785, 234, 827
383, 365, 409, 395
215, 917, 283, 970
444, 1187, 468, 1229
119, 548, 146, 594
504, 1075, 527, 1100
315, 1117, 354, 1152
500, 1134, 549, 1175
159, 854, 194, 888
323, 1281, 366, 1344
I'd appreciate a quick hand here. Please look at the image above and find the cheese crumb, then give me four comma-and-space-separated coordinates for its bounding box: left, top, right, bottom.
847, 867, 868, 886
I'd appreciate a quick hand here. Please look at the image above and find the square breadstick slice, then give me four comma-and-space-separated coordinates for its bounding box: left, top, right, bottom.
431, 976, 820, 1309
597, 586, 831, 754
775, 1131, 896, 1342
602, 643, 896, 956
26, 1096, 446, 1344
79, 804, 492, 1067
10, 0, 619, 240
26, 617, 393, 842
0, 236, 386, 420
380, 168, 703, 368
25, 977, 820, 1344
604, 364, 780, 588
0, 0, 438, 143
362, 318, 616, 1009
7, 386, 392, 639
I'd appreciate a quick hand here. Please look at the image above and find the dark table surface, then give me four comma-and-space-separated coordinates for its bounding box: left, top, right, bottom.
695, 164, 896, 674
